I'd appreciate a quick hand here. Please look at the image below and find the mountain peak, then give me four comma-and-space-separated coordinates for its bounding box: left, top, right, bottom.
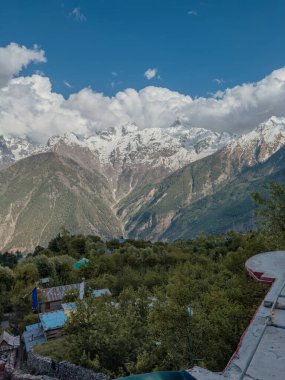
168, 116, 193, 129
257, 115, 285, 134
121, 122, 138, 134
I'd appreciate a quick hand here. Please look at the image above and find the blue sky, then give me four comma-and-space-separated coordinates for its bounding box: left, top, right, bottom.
0, 0, 284, 97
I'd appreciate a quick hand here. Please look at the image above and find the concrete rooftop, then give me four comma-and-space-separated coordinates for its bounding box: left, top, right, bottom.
189, 250, 285, 380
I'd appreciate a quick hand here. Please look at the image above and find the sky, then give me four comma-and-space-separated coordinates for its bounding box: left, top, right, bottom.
0, 0, 285, 141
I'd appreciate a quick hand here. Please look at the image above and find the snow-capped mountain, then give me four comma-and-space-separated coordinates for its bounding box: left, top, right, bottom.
225, 116, 285, 166
45, 120, 233, 169
118, 116, 285, 241
1, 115, 285, 251
0, 135, 47, 169
0, 120, 234, 199
1, 116, 285, 188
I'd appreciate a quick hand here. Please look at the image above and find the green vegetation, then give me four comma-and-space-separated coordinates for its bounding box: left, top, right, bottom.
121, 144, 285, 241
34, 337, 70, 361
0, 181, 285, 378
0, 152, 122, 252
252, 181, 285, 237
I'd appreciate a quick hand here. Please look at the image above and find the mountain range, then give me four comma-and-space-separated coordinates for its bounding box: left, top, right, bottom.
0, 116, 284, 252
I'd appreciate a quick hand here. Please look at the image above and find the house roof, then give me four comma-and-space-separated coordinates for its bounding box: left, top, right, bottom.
0, 331, 20, 348
22, 323, 47, 352
40, 277, 50, 284
25, 323, 42, 332
117, 371, 196, 380
39, 310, 67, 331
40, 283, 81, 302
61, 302, 77, 312
92, 288, 112, 297
73, 258, 89, 270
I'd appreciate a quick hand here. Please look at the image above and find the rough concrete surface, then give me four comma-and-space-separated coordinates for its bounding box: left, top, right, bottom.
189, 251, 285, 380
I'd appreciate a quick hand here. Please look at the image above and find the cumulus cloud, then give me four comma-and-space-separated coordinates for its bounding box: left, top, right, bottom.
144, 68, 158, 80
0, 43, 46, 87
70, 7, 86, 22
188, 10, 197, 16
0, 75, 90, 142
0, 44, 285, 142
65, 68, 285, 135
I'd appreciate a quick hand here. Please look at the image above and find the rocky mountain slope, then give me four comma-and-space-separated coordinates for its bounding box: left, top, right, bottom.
117, 116, 285, 239
0, 120, 233, 199
0, 116, 284, 251
0, 152, 122, 251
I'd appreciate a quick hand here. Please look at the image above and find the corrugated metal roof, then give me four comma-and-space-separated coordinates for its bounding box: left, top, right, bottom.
39, 310, 67, 331
0, 331, 20, 348
40, 283, 81, 302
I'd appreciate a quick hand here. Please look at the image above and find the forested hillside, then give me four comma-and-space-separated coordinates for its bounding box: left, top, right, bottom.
0, 182, 284, 378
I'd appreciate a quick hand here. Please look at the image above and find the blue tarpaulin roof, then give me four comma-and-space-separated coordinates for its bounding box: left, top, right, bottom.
23, 323, 47, 352
25, 323, 41, 332
116, 371, 196, 380
39, 310, 67, 331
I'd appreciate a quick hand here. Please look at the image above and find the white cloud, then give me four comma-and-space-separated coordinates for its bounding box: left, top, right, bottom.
70, 7, 86, 22
188, 10, 197, 16
144, 68, 158, 80
66, 68, 285, 135
111, 71, 118, 77
0, 42, 285, 142
0, 75, 90, 142
0, 43, 46, 87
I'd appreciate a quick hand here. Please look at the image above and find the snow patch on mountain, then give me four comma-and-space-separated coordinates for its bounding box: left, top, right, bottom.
0, 135, 47, 168
226, 116, 285, 163
44, 120, 234, 171
1, 116, 285, 176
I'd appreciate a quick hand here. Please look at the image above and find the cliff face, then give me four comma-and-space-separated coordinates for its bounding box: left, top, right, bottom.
118, 117, 285, 240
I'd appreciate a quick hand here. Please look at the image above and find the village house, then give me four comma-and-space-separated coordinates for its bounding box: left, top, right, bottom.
0, 331, 20, 371
39, 309, 68, 340
22, 323, 47, 353
0, 331, 20, 354
23, 287, 112, 352
23, 302, 76, 351
39, 283, 83, 312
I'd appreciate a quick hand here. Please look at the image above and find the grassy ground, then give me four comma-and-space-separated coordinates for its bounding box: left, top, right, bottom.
33, 336, 70, 361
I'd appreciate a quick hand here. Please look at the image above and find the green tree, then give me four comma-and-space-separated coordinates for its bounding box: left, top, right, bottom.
0, 265, 15, 290
252, 181, 285, 238
34, 255, 55, 278
62, 288, 79, 303
51, 255, 75, 284
15, 262, 39, 285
